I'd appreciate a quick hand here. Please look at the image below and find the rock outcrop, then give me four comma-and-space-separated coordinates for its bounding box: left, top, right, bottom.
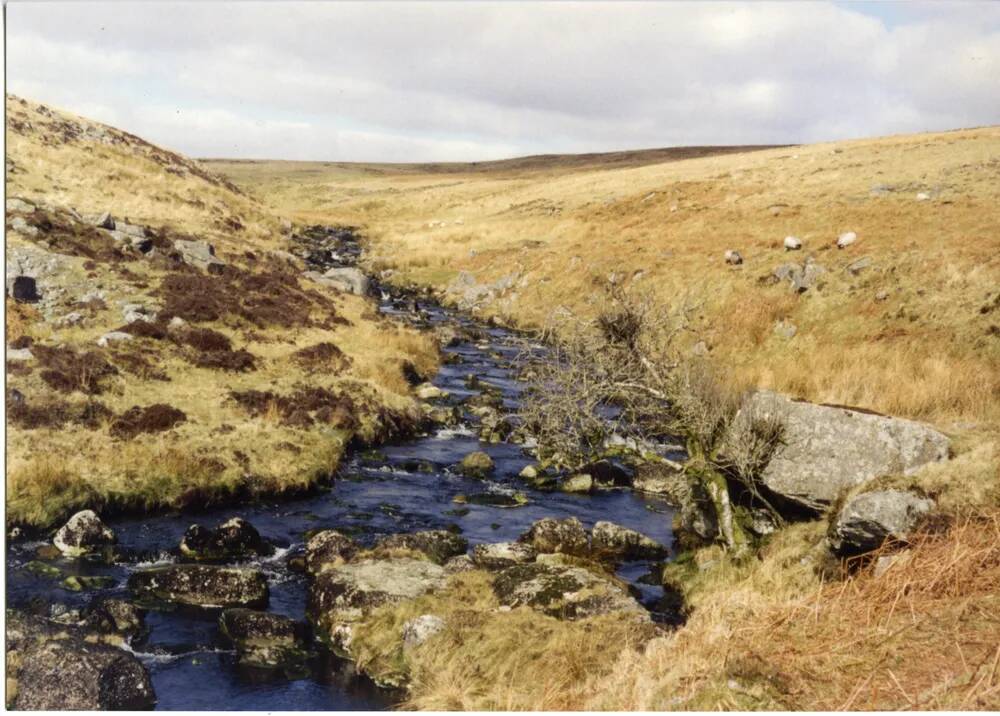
373, 530, 468, 565
492, 563, 646, 620
518, 517, 590, 557
471, 541, 538, 570
307, 558, 446, 650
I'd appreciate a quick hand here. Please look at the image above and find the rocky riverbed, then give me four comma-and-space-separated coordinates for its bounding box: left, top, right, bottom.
5, 227, 684, 710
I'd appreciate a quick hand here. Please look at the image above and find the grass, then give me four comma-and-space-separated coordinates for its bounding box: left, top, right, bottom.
208, 124, 1000, 710
5, 95, 439, 528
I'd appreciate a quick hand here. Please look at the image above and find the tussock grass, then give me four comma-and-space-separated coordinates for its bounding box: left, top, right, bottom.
350, 571, 658, 709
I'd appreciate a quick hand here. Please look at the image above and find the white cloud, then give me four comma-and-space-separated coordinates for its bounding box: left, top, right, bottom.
5, 1, 999, 161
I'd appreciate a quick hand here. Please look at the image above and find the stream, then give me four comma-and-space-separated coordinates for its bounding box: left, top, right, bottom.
5, 231, 680, 711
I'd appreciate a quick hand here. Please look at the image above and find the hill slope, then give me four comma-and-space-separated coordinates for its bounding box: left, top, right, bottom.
5, 95, 436, 527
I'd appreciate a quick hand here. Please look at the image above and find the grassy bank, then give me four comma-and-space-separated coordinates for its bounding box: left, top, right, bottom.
5, 96, 438, 528
210, 127, 1000, 709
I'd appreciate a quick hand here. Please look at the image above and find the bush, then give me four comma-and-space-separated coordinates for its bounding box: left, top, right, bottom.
109, 403, 187, 440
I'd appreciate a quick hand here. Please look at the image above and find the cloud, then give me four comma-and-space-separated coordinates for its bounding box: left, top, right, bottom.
6, 1, 999, 161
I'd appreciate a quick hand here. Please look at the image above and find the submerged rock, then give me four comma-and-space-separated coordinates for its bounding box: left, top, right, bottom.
179, 517, 274, 562
518, 517, 590, 557
830, 490, 934, 555
471, 541, 538, 570
723, 390, 950, 512
492, 563, 646, 620
53, 510, 116, 557
305, 530, 358, 575
128, 564, 269, 609
374, 530, 468, 565
308, 558, 446, 651
591, 521, 669, 561
6, 610, 156, 710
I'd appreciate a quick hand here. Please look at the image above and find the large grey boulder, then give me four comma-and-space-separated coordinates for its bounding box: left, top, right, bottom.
174, 239, 225, 274
128, 565, 268, 609
307, 558, 445, 650
830, 490, 933, 555
724, 391, 950, 512
492, 563, 647, 620
591, 521, 669, 561
53, 510, 116, 557
321, 267, 370, 296
6, 610, 156, 710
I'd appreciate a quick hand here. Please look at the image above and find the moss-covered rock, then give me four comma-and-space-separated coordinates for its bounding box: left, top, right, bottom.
373, 530, 468, 565
179, 517, 274, 562
492, 563, 647, 620
218, 608, 311, 670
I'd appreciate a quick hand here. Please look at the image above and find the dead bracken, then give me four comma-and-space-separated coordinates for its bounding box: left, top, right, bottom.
291, 341, 352, 373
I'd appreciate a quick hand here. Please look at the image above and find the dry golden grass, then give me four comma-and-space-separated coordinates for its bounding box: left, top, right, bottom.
209, 125, 1000, 429
350, 571, 657, 710
209, 125, 1000, 711
5, 96, 439, 527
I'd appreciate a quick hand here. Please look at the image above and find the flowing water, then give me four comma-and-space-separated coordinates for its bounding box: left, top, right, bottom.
5, 242, 680, 711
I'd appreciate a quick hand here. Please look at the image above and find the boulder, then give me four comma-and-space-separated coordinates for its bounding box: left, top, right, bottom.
305, 530, 358, 575
179, 517, 274, 561
492, 563, 647, 620
218, 608, 309, 668
128, 564, 268, 609
518, 517, 589, 557
591, 521, 669, 561
53, 510, 116, 557
783, 236, 802, 250
374, 530, 468, 565
401, 615, 445, 648
774, 320, 798, 339
307, 558, 445, 650
458, 450, 495, 477
724, 249, 743, 265
846, 257, 873, 275
10, 216, 40, 237
471, 541, 538, 570
723, 390, 950, 512
415, 383, 445, 400
174, 239, 225, 274
830, 490, 933, 555
115, 220, 146, 238
836, 231, 858, 249
442, 554, 476, 574
6, 610, 155, 710
6, 346, 34, 362
578, 459, 631, 487
320, 267, 370, 296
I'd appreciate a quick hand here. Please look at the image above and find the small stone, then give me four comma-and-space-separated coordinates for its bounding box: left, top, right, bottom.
783, 236, 802, 251
519, 465, 538, 479
92, 212, 115, 230
415, 383, 445, 400
836, 231, 857, 249
6, 198, 36, 214
875, 290, 890, 302
916, 192, 930, 202
401, 615, 445, 648
773, 320, 797, 339
559, 473, 595, 494
56, 311, 85, 327
459, 451, 495, 477
724, 249, 743, 265
847, 257, 873, 275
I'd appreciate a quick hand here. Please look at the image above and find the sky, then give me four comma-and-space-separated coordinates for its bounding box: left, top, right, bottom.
5, 1, 1000, 163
